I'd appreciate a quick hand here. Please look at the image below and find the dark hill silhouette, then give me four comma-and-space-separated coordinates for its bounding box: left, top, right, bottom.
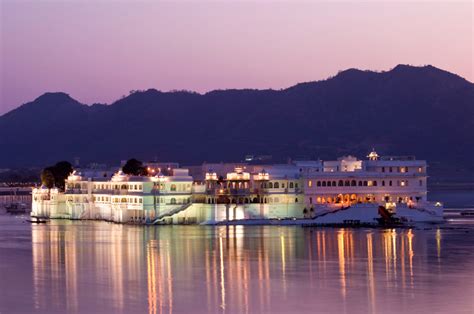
1, 65, 473, 177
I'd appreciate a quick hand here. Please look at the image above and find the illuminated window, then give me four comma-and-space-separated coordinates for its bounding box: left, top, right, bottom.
170, 184, 177, 191
308, 180, 312, 187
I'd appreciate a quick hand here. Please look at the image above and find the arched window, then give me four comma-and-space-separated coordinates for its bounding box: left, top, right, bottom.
290, 182, 294, 188
309, 197, 313, 204
358, 181, 362, 186
351, 180, 356, 186
332, 181, 336, 187
121, 184, 127, 190
338, 180, 344, 186
268, 182, 273, 188
295, 198, 298, 203
274, 182, 280, 188
170, 184, 177, 191
373, 181, 378, 186
382, 181, 385, 186
317, 181, 321, 187
345, 180, 350, 186
363, 181, 368, 186
322, 181, 326, 187
121, 198, 127, 203
170, 198, 176, 204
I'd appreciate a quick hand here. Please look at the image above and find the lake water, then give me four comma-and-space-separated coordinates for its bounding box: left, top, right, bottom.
0, 214, 473, 314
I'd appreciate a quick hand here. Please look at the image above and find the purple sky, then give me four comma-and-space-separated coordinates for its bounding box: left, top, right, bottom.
1, 0, 473, 115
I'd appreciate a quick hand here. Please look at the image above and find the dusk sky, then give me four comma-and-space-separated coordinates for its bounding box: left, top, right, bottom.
1, 0, 472, 115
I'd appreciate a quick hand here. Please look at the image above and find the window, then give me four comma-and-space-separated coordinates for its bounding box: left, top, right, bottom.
295, 183, 298, 188
351, 180, 356, 186
290, 182, 294, 188
322, 181, 326, 187
373, 181, 378, 186
389, 167, 393, 173
338, 180, 343, 186
268, 182, 273, 188
419, 180, 423, 186
382, 167, 385, 172
345, 180, 350, 186
295, 198, 298, 203
170, 184, 177, 191
317, 181, 321, 187
308, 180, 312, 187
382, 180, 385, 186
274, 182, 280, 188
309, 197, 313, 204
389, 180, 392, 186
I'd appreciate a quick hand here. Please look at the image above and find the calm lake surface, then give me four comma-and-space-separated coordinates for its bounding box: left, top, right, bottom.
0, 214, 473, 314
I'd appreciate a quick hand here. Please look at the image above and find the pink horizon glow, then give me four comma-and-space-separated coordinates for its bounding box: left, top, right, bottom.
1, 0, 473, 115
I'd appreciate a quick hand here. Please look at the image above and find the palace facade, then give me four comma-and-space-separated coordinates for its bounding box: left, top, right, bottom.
32, 151, 441, 224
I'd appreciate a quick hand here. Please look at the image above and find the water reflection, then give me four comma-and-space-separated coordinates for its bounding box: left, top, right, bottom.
27, 222, 474, 314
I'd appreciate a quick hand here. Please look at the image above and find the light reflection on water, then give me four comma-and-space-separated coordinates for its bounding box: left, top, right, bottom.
1, 218, 473, 314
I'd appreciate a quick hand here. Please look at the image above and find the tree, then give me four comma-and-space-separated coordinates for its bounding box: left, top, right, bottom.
40, 161, 73, 190
122, 158, 147, 176
52, 161, 73, 190
40, 168, 55, 189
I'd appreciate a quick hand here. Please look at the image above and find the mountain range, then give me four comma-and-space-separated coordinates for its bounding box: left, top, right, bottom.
1, 64, 473, 179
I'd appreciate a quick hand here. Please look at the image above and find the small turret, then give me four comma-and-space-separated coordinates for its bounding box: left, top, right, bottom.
367, 149, 379, 161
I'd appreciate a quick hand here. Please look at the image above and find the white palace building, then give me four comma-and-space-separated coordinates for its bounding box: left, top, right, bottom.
31, 151, 444, 224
